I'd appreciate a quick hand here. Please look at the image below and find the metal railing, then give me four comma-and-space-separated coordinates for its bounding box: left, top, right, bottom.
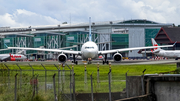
0, 62, 126, 101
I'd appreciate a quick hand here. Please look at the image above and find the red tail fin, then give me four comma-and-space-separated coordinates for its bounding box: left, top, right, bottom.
151, 49, 153, 52
9, 53, 13, 58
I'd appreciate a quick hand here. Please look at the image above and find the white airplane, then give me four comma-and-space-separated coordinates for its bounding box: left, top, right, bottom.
7, 18, 174, 64
0, 50, 27, 62
151, 38, 179, 60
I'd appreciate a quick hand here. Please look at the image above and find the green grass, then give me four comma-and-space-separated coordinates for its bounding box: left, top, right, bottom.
0, 63, 177, 100
70, 64, 176, 93
72, 64, 176, 80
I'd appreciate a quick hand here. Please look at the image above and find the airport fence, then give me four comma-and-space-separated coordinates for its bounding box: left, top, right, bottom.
0, 63, 127, 101
0, 63, 72, 101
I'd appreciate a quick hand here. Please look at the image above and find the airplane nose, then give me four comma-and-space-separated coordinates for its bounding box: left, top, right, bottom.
86, 50, 95, 58
88, 52, 93, 56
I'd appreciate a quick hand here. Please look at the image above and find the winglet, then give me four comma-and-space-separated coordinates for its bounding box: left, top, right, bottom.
4, 44, 8, 48
173, 41, 177, 46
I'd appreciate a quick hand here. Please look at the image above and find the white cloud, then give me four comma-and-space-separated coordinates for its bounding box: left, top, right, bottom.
0, 13, 22, 27
0, 0, 180, 27
13, 9, 60, 25
119, 0, 180, 24
0, 9, 60, 27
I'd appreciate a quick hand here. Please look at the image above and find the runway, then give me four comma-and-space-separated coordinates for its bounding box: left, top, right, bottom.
1, 59, 180, 65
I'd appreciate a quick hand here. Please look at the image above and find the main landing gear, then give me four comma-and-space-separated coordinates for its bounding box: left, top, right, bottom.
102, 54, 109, 64
72, 54, 78, 65
0, 60, 7, 62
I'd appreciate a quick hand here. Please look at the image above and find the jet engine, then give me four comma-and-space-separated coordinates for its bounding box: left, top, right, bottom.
57, 54, 67, 64
113, 53, 122, 62
10, 58, 16, 61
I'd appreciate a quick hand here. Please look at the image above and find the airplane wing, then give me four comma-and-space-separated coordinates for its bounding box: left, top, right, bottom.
8, 47, 81, 55
98, 45, 173, 55
0, 48, 9, 51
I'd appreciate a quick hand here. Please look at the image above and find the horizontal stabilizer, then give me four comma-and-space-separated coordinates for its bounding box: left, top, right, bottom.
96, 41, 115, 45
66, 42, 83, 45
66, 41, 115, 45
17, 50, 25, 54
153, 50, 160, 53
59, 45, 78, 50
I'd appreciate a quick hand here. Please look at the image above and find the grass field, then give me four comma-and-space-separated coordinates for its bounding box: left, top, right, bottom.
0, 63, 178, 100
0, 63, 177, 92
72, 63, 177, 93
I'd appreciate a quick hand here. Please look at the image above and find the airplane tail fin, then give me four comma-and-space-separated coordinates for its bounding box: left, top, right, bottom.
17, 50, 25, 55
9, 53, 11, 57
89, 17, 92, 41
151, 38, 162, 51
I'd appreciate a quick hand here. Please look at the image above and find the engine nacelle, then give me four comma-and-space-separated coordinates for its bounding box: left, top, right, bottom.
57, 54, 67, 64
113, 53, 122, 62
10, 58, 16, 61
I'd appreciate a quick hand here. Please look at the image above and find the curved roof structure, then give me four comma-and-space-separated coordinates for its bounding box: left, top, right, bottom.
117, 19, 159, 24
0, 19, 173, 34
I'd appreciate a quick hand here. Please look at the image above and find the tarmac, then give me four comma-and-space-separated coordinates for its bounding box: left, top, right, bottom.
1, 59, 180, 65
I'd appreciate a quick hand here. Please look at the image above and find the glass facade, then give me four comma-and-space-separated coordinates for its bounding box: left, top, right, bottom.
111, 34, 129, 49
66, 32, 79, 47
0, 38, 3, 49
34, 36, 46, 48
0, 31, 98, 54
145, 28, 160, 46
0, 36, 34, 54
66, 31, 98, 50
0, 28, 169, 58
0, 38, 13, 54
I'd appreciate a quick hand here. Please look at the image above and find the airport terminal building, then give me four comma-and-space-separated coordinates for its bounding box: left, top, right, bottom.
0, 19, 174, 60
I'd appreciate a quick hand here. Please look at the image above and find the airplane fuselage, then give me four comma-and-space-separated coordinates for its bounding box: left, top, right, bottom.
0, 54, 27, 61
10, 54, 27, 60
155, 50, 180, 58
81, 41, 99, 60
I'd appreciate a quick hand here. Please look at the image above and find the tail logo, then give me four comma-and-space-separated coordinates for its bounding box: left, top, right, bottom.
153, 44, 158, 50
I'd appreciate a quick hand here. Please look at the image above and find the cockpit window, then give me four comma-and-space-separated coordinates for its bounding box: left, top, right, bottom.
85, 47, 94, 49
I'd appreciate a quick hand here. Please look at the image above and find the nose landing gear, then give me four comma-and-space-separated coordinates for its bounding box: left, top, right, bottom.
88, 58, 92, 64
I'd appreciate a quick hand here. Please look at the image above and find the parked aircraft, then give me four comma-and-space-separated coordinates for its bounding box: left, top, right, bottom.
151, 38, 179, 60
0, 50, 27, 62
7, 18, 174, 64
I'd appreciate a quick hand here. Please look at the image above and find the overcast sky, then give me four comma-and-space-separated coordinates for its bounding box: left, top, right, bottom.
0, 0, 180, 27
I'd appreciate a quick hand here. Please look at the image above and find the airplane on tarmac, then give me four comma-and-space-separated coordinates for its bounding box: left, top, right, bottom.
0, 50, 27, 62
7, 18, 174, 64
150, 38, 179, 60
